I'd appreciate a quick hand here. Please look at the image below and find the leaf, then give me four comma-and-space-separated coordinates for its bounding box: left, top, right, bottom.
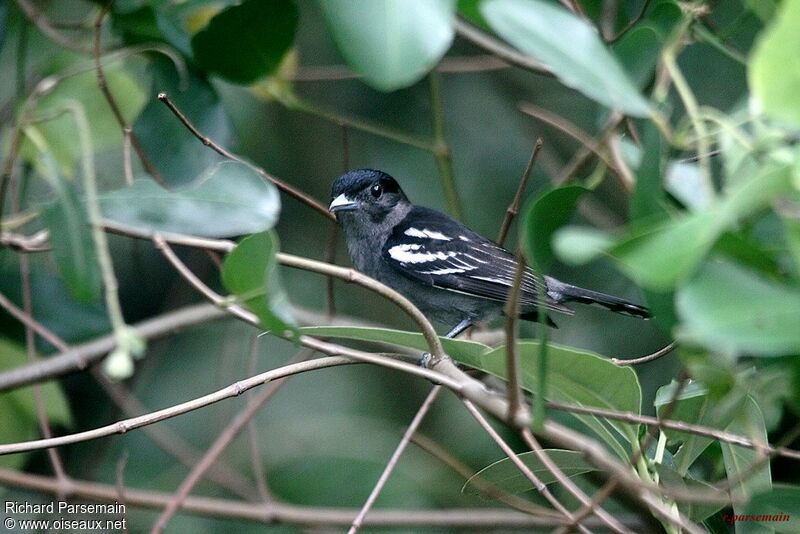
610, 211, 720, 290
742, 486, 800, 534
100, 160, 280, 237
222, 231, 296, 337
721, 396, 772, 532
676, 258, 800, 357
0, 337, 73, 469
481, 0, 651, 116
462, 449, 595, 496
630, 123, 667, 222
298, 325, 490, 362
552, 226, 614, 266
522, 185, 587, 270
318, 0, 456, 91
457, 341, 641, 458
749, 0, 800, 127
20, 63, 148, 176
191, 0, 298, 84
134, 58, 235, 186
654, 464, 726, 522
40, 176, 101, 303
655, 379, 746, 475
613, 25, 663, 89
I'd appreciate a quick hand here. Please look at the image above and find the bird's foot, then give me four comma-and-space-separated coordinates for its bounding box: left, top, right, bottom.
418, 352, 433, 368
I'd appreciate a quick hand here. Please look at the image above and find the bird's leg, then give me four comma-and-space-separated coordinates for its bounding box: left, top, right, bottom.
419, 318, 473, 367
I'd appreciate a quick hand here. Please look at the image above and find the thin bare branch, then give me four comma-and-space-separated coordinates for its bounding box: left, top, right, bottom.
157, 92, 334, 221
455, 19, 551, 76
611, 341, 676, 366
497, 139, 543, 245
15, 0, 93, 53
503, 252, 527, 423
349, 386, 442, 533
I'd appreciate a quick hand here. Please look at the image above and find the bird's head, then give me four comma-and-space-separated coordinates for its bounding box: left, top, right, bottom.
329, 169, 410, 225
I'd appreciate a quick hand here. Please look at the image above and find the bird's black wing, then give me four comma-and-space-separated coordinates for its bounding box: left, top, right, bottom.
382, 207, 573, 315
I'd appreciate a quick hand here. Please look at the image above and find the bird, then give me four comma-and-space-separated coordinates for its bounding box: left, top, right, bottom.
329, 169, 649, 339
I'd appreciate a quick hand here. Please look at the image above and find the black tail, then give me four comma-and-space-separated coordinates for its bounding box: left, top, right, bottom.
552, 280, 650, 319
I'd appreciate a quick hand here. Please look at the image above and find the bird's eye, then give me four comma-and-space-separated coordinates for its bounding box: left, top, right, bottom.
370, 183, 383, 198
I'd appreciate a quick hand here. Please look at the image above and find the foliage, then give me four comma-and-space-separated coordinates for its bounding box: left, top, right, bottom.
0, 0, 799, 532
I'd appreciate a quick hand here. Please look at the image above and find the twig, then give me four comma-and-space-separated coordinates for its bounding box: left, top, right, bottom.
460, 400, 591, 533
503, 252, 527, 423
157, 93, 334, 221
0, 467, 613, 528
496, 139, 542, 245
245, 335, 274, 503
429, 71, 462, 220
611, 341, 676, 365
521, 427, 635, 534
454, 19, 551, 76
519, 103, 623, 182
410, 432, 557, 516
93, 3, 163, 184
349, 386, 442, 534
19, 253, 68, 484
15, 0, 93, 53
150, 350, 312, 533
291, 56, 510, 81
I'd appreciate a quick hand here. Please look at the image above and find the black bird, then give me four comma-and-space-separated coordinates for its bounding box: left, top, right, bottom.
330, 169, 649, 339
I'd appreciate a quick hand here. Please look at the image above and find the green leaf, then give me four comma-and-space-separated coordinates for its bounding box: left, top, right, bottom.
654, 464, 726, 522
522, 185, 587, 270
655, 379, 746, 475
100, 160, 280, 237
298, 325, 490, 361
630, 123, 667, 221
40, 175, 101, 303
462, 449, 596, 495
552, 226, 614, 266
613, 25, 663, 89
318, 0, 456, 91
742, 485, 800, 534
610, 211, 720, 290
749, 0, 800, 127
0, 337, 73, 469
783, 217, 800, 276
481, 0, 651, 116
222, 231, 296, 337
721, 396, 772, 532
134, 58, 235, 186
191, 0, 298, 84
457, 341, 641, 458
676, 258, 800, 357
20, 63, 148, 176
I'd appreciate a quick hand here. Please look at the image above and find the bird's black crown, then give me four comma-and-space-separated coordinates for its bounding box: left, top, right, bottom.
331, 169, 403, 198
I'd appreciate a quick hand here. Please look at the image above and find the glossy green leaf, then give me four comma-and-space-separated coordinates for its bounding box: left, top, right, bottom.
100, 161, 280, 237
191, 0, 298, 84
522, 185, 587, 270
462, 449, 595, 496
134, 58, 235, 186
20, 63, 148, 176
457, 341, 641, 458
742, 486, 800, 533
676, 259, 800, 357
298, 325, 490, 362
0, 337, 73, 469
481, 0, 651, 116
630, 123, 667, 221
222, 231, 296, 337
721, 396, 772, 531
318, 0, 456, 91
749, 0, 800, 127
552, 226, 614, 266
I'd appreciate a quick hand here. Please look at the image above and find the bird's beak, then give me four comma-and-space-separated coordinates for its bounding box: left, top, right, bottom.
329, 193, 358, 213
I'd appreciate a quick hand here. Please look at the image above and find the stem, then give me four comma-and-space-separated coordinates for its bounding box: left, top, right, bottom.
429, 71, 463, 220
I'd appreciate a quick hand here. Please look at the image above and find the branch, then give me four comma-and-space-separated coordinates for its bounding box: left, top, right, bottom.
496, 139, 542, 245
0, 467, 622, 529
454, 19, 551, 76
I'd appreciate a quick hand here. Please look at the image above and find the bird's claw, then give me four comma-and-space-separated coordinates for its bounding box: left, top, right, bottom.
418, 352, 433, 368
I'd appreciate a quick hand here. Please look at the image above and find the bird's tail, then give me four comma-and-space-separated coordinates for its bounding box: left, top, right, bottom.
554, 282, 651, 319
